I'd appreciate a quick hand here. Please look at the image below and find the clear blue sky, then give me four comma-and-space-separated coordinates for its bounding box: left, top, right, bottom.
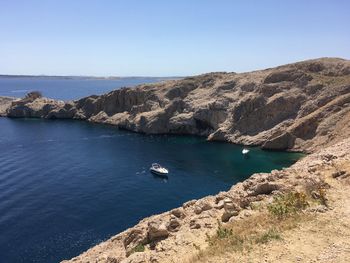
1, 0, 349, 76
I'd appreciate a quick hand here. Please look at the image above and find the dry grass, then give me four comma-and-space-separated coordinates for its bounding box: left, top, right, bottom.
187, 157, 350, 263
310, 73, 350, 87
189, 191, 317, 263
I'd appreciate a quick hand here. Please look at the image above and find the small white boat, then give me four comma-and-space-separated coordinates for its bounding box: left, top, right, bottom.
150, 163, 169, 176
242, 148, 250, 155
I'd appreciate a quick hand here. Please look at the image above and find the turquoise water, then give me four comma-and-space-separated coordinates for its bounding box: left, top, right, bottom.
0, 76, 302, 262
0, 118, 302, 262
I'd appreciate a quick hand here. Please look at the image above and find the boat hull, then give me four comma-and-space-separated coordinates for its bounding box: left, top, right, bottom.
150, 169, 168, 176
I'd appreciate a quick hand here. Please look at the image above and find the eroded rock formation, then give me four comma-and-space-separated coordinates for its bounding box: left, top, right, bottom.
60, 138, 350, 263
3, 57, 350, 152
2, 57, 350, 262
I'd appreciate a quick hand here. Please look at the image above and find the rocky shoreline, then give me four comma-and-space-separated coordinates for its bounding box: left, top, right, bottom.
1, 57, 350, 262
0, 96, 16, 116
2, 58, 350, 153
58, 138, 350, 263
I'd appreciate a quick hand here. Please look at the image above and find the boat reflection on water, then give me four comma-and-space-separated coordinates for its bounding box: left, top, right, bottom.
151, 172, 169, 182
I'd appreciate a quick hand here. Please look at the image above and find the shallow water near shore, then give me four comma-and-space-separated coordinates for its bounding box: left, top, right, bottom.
0, 118, 303, 262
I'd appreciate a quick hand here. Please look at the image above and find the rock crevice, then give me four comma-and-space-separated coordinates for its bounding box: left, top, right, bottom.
2, 58, 350, 152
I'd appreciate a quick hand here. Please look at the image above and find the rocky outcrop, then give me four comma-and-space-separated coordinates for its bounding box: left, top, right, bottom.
2, 57, 350, 152
60, 137, 350, 263
0, 96, 17, 116
2, 58, 350, 262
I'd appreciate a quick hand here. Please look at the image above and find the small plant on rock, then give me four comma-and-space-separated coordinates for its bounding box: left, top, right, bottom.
130, 244, 145, 254
268, 192, 309, 218
216, 220, 233, 239
205, 233, 214, 246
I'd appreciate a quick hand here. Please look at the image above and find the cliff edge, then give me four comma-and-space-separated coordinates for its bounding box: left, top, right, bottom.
59, 138, 350, 263
3, 57, 350, 152
1, 58, 350, 262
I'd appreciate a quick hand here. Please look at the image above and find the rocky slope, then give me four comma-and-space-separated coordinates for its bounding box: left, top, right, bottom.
0, 96, 17, 116
3, 57, 350, 152
1, 58, 350, 262
59, 137, 350, 263
194, 151, 350, 263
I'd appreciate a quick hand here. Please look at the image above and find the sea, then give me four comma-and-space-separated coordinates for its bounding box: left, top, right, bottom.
0, 76, 302, 262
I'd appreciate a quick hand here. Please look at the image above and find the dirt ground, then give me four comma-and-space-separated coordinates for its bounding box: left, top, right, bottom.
200, 161, 350, 263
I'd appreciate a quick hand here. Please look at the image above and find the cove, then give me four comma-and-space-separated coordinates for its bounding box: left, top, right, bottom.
0, 118, 302, 262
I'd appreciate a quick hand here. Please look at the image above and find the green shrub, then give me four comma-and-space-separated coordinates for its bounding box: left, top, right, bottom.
216, 221, 233, 239
268, 192, 309, 218
132, 244, 145, 253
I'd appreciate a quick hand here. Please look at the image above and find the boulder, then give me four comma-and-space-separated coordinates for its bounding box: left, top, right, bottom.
221, 210, 239, 223
147, 221, 169, 241
123, 228, 147, 251
167, 219, 181, 232
170, 208, 185, 219
248, 182, 281, 196
221, 198, 240, 222
182, 199, 196, 209
214, 200, 225, 209
193, 201, 212, 214
189, 220, 201, 229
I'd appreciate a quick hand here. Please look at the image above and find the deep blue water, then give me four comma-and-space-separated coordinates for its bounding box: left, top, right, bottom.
0, 77, 302, 262
0, 76, 174, 100
0, 118, 302, 262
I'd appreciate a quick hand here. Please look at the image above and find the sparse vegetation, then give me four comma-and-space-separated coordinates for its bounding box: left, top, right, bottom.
303, 178, 329, 207
255, 228, 281, 244
216, 220, 233, 239
128, 243, 145, 255
191, 191, 316, 262
267, 192, 309, 218
250, 201, 264, 211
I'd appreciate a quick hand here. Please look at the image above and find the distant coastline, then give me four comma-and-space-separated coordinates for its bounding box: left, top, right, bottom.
0, 74, 185, 80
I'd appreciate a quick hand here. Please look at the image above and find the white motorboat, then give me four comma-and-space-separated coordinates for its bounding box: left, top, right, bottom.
242, 148, 250, 155
150, 163, 169, 176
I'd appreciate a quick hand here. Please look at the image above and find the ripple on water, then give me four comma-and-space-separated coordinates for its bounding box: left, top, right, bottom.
0, 118, 303, 263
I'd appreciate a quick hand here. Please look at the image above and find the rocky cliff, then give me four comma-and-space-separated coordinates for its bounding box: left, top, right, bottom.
2, 57, 350, 262
3, 57, 350, 152
0, 96, 17, 116
59, 138, 350, 263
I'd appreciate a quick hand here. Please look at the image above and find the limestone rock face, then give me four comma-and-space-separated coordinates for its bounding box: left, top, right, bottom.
262, 132, 296, 150
59, 136, 350, 263
2, 57, 350, 152
0, 96, 17, 116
